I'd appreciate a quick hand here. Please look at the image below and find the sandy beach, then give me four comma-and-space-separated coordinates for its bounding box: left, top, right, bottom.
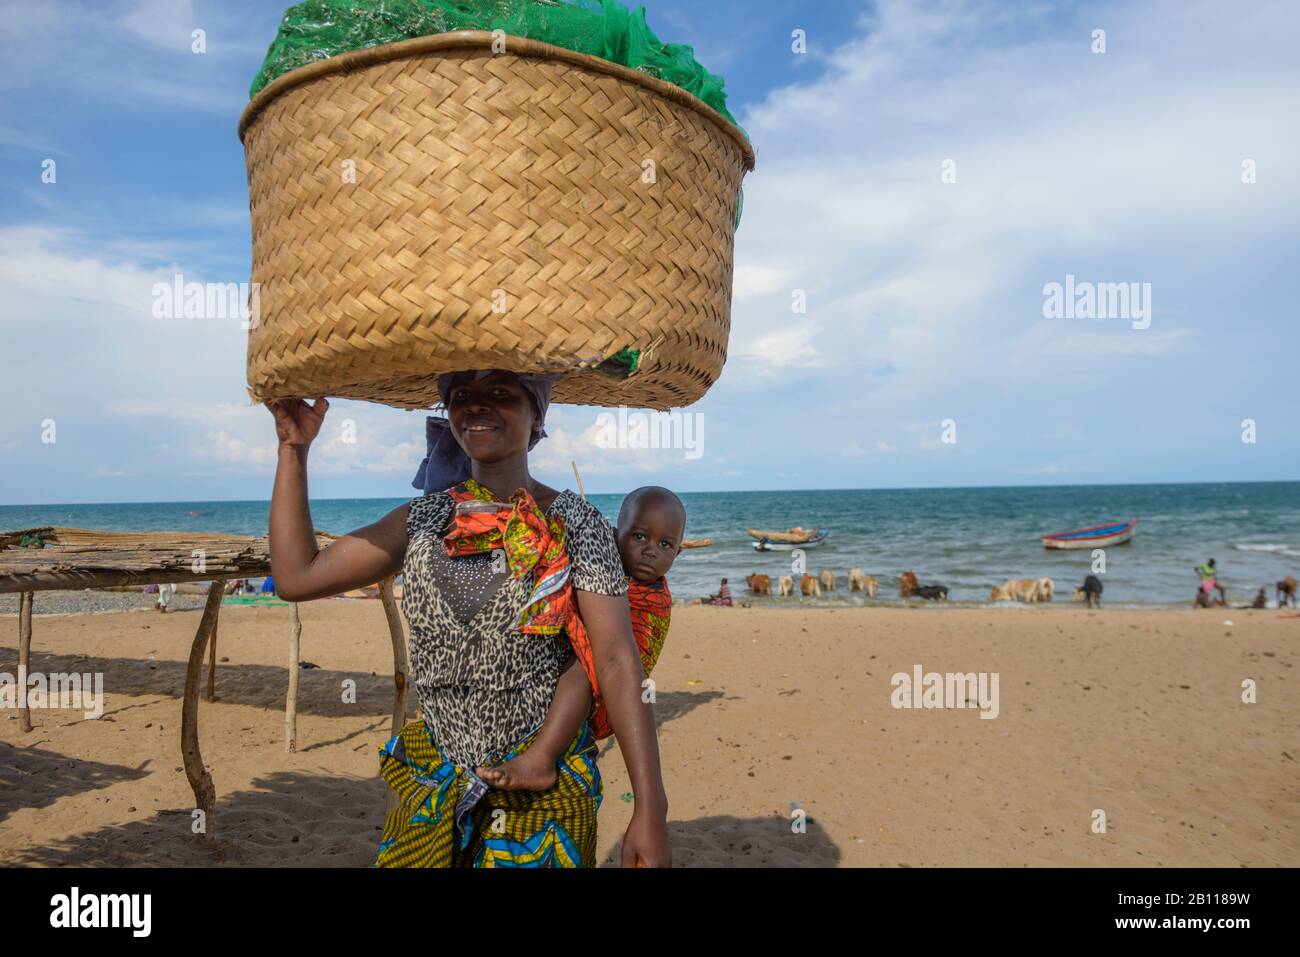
1, 600, 1295, 867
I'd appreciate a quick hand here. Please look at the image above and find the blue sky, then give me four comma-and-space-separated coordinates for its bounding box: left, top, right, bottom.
0, 0, 1296, 505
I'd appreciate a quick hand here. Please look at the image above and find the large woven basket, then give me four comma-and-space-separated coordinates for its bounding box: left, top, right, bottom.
238, 31, 754, 411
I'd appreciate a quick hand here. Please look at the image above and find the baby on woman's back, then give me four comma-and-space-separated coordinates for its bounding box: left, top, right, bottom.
477, 486, 686, 790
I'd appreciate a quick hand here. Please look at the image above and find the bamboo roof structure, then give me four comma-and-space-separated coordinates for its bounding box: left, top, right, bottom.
0, 525, 337, 594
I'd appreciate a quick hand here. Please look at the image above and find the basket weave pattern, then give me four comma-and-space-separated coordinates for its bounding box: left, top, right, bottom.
240, 33, 754, 410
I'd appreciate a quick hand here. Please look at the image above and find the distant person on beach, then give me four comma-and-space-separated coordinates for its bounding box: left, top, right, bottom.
1195, 559, 1226, 605
266, 373, 670, 867
707, 577, 733, 606
155, 582, 177, 612
1252, 588, 1268, 609
261, 575, 275, 594
478, 486, 685, 791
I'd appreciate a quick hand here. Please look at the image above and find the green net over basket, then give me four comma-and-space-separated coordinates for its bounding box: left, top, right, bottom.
251, 0, 744, 132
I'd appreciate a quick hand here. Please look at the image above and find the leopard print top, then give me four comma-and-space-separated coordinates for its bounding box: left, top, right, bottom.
402, 488, 626, 770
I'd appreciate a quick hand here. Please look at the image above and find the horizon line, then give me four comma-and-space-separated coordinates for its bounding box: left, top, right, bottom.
2, 476, 1297, 509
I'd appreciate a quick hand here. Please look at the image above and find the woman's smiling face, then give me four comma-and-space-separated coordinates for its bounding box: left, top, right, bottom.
445, 371, 538, 463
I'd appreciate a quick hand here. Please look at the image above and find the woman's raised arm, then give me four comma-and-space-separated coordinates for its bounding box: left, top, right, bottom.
267, 398, 410, 603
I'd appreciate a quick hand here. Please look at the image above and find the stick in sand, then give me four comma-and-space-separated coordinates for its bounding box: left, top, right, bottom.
285, 602, 301, 752
183, 584, 223, 841
17, 591, 33, 732
207, 614, 218, 702
571, 460, 586, 500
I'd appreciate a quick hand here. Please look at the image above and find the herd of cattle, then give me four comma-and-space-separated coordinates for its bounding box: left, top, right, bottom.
742, 570, 1105, 604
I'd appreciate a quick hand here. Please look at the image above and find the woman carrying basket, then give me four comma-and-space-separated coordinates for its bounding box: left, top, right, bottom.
266, 369, 670, 867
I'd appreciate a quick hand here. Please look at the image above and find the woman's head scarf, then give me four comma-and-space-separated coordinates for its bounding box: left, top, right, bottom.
411, 370, 560, 495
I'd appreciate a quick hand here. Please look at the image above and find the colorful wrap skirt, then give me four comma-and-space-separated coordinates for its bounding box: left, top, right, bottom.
375, 718, 602, 867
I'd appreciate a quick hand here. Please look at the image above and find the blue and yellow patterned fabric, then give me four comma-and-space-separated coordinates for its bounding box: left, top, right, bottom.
375, 717, 602, 867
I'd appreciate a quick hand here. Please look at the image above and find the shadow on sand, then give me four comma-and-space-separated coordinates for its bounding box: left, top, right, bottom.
1, 645, 396, 719
0, 743, 151, 824
8, 764, 839, 867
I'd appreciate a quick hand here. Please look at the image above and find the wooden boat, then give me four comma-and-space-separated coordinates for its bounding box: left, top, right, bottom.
1042, 518, 1137, 550
752, 530, 829, 551
746, 527, 821, 544
680, 538, 712, 549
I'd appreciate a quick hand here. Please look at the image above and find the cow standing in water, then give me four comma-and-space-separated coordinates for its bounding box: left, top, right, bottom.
1073, 575, 1103, 608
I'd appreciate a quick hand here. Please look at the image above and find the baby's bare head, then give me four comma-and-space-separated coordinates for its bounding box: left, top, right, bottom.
615, 486, 686, 582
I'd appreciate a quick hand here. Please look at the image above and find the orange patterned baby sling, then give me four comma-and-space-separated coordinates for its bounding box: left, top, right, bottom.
566, 576, 673, 740
441, 479, 573, 634
441, 479, 672, 739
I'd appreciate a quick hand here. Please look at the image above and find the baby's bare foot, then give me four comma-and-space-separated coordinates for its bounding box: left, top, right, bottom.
476, 750, 558, 791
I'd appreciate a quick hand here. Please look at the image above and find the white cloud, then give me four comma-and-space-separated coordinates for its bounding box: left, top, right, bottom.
726, 0, 1298, 409
1041, 328, 1196, 357
118, 0, 200, 51
733, 262, 794, 299
105, 399, 254, 421
0, 225, 173, 319
738, 324, 822, 368
195, 430, 275, 468
0, 0, 269, 113
533, 419, 675, 477
358, 440, 427, 476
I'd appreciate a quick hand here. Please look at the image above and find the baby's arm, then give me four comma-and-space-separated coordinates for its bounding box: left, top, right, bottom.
475, 655, 592, 791
531, 656, 594, 762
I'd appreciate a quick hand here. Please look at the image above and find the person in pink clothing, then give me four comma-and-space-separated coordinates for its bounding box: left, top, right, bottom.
706, 577, 732, 606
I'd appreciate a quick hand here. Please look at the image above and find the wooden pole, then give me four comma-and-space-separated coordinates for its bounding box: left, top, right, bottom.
285, 602, 301, 752
378, 574, 409, 737
378, 573, 409, 820
571, 460, 586, 500
206, 614, 218, 703
17, 591, 33, 732
182, 584, 223, 842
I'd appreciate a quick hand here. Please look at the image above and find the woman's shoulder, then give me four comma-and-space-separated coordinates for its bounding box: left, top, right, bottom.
410, 488, 453, 510
553, 491, 625, 594
551, 489, 614, 531
408, 489, 454, 532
